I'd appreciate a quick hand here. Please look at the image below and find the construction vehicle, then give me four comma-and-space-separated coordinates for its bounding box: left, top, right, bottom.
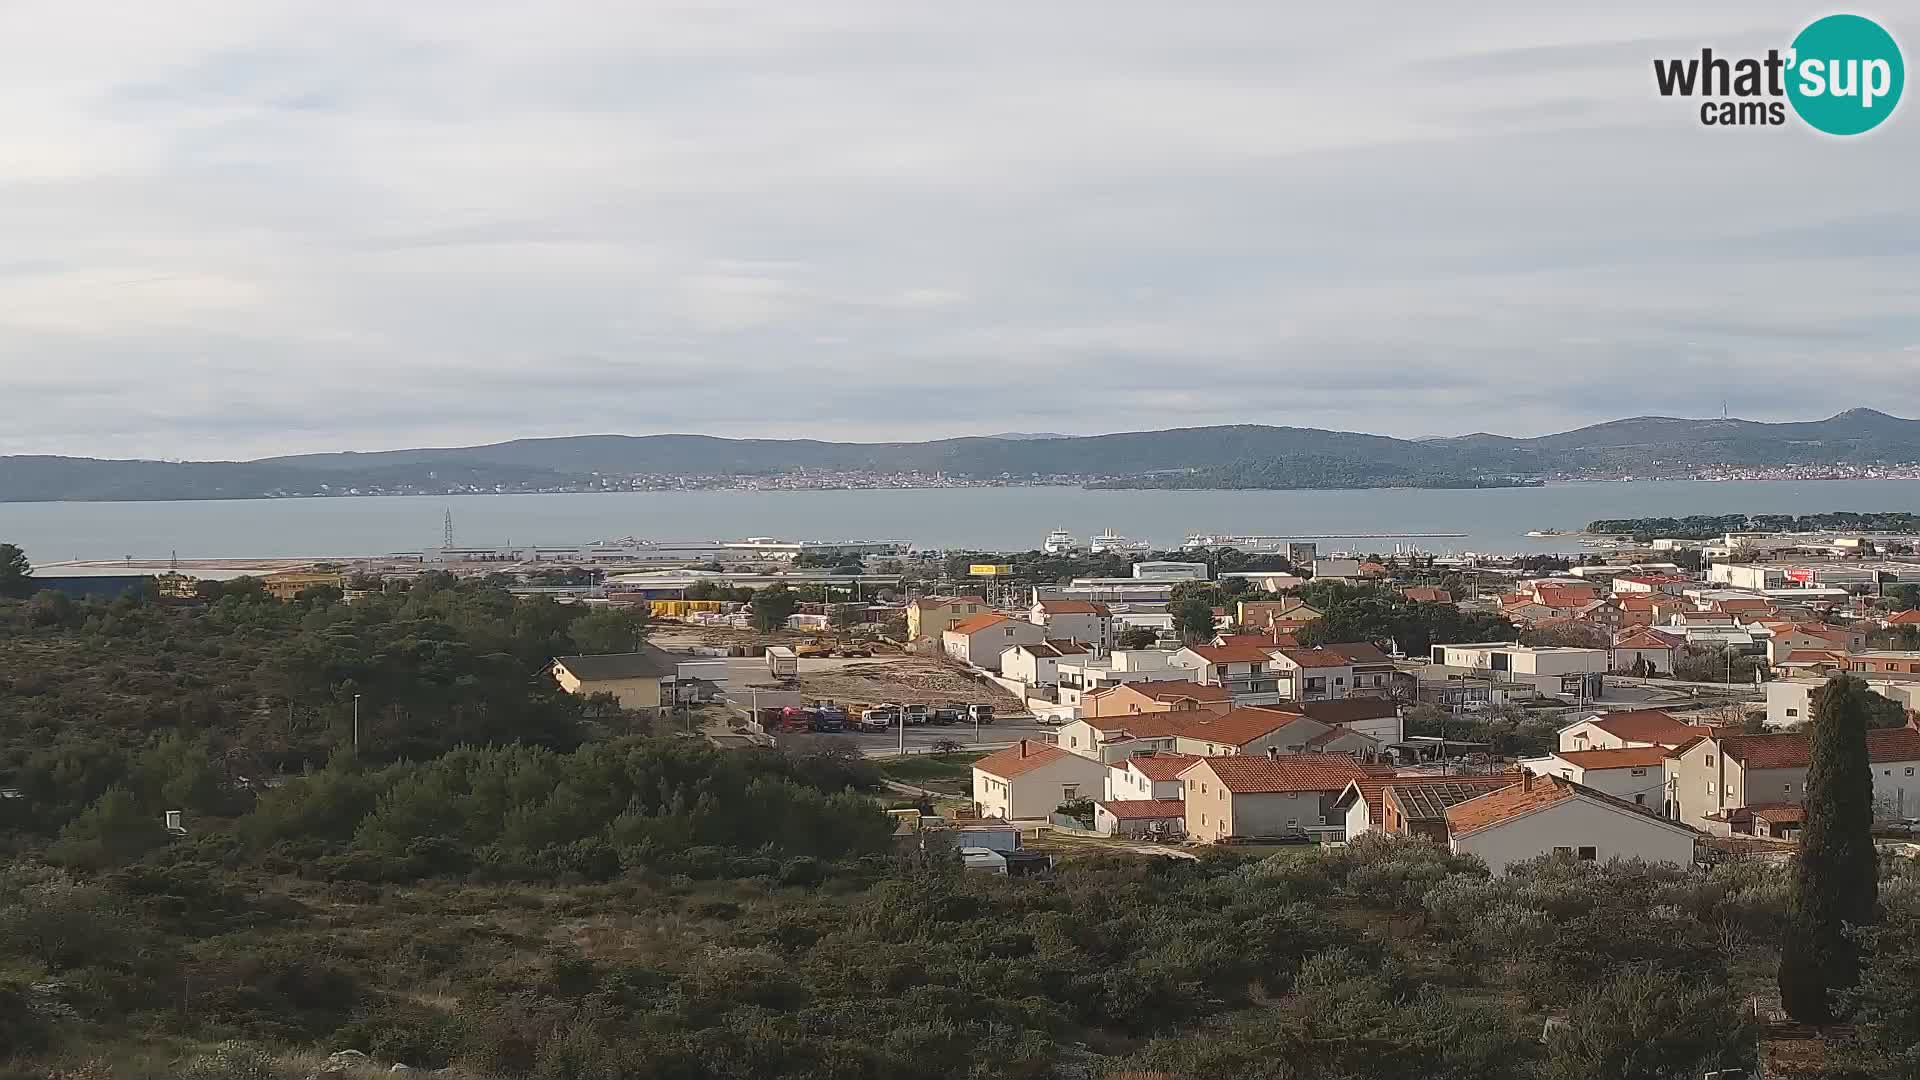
794, 640, 834, 658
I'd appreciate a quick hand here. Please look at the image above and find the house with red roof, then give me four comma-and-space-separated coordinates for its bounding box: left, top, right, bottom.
1520, 745, 1669, 807
1180, 754, 1370, 841
1082, 679, 1233, 719
1610, 628, 1679, 675
1264, 647, 1362, 703
1882, 609, 1920, 630
1170, 643, 1286, 703
1556, 709, 1715, 754
906, 595, 988, 641
1401, 586, 1453, 605
942, 613, 1045, 671
971, 740, 1111, 820
1029, 598, 1115, 651
1000, 640, 1090, 687
1664, 724, 1920, 830
1104, 750, 1203, 802
1334, 772, 1519, 841
1444, 773, 1698, 873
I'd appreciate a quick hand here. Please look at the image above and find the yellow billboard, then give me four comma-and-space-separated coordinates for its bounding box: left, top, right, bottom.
969, 563, 1014, 576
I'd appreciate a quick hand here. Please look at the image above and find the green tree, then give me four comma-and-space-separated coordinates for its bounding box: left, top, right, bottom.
1175, 596, 1216, 644
1780, 675, 1880, 1022
1116, 626, 1160, 649
751, 584, 802, 632
1543, 964, 1750, 1080
45, 786, 168, 870
0, 543, 31, 599
569, 607, 648, 654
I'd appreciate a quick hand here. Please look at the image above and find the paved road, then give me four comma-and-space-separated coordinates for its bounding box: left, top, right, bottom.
852, 714, 1058, 757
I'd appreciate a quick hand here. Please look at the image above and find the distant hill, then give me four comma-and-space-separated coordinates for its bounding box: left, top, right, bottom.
5, 409, 1920, 502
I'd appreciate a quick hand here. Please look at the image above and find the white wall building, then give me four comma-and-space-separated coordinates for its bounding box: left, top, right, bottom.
1445, 774, 1698, 874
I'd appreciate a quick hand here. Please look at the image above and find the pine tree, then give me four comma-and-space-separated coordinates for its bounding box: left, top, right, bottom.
1779, 674, 1880, 1022
0, 543, 32, 599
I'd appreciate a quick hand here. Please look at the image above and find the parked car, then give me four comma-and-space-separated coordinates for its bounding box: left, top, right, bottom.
931, 706, 964, 725
966, 703, 995, 725
903, 704, 930, 726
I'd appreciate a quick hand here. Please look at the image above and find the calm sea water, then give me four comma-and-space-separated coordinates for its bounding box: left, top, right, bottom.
6, 479, 1920, 563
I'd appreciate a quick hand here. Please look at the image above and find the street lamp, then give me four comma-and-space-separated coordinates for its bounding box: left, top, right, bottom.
352, 693, 362, 753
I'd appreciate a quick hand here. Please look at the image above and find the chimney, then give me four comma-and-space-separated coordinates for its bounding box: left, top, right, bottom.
1021, 740, 1035, 757
1521, 772, 1534, 792
1267, 745, 1278, 758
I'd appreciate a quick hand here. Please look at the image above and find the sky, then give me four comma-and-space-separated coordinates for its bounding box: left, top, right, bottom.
2, 1, 1918, 460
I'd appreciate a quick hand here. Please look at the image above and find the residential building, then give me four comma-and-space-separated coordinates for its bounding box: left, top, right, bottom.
1056, 712, 1193, 762
942, 614, 1046, 671
1029, 598, 1115, 651
1313, 642, 1397, 696
1557, 709, 1713, 753
1445, 773, 1699, 874
1610, 628, 1679, 675
1767, 676, 1920, 728
1214, 631, 1300, 650
1000, 640, 1090, 687
1104, 750, 1201, 802
1401, 586, 1453, 604
1259, 697, 1405, 744
550, 645, 683, 713
1849, 650, 1920, 677
1428, 642, 1607, 697
1665, 726, 1920, 829
1171, 708, 1375, 759
1082, 680, 1233, 718
1092, 798, 1188, 838
1520, 746, 1669, 806
262, 570, 345, 600
1264, 647, 1362, 702
1054, 649, 1194, 705
1171, 643, 1284, 704
1881, 609, 1920, 630
1219, 572, 1308, 593
1760, 622, 1868, 665
1335, 773, 1519, 840
971, 740, 1111, 820
1180, 754, 1371, 841
907, 595, 988, 640
1236, 599, 1322, 632
1132, 561, 1210, 581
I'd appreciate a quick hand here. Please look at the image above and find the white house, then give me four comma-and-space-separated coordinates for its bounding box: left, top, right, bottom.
943, 613, 1046, 671
1443, 773, 1698, 874
1171, 644, 1283, 703
1104, 751, 1200, 802
1767, 676, 1920, 728
1335, 773, 1520, 841
1268, 698, 1404, 745
1029, 599, 1115, 651
971, 740, 1112, 820
1557, 709, 1713, 753
1519, 746, 1669, 807
1610, 628, 1679, 675
1000, 640, 1090, 688
1054, 649, 1192, 706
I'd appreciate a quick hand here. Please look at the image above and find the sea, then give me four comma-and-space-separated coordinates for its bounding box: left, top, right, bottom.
6, 479, 1920, 564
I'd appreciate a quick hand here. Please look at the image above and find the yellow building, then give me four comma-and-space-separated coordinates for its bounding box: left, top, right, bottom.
551, 646, 681, 713
262, 571, 346, 601
906, 595, 989, 640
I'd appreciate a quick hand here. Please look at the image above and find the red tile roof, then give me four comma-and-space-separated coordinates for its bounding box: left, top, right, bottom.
1552, 746, 1671, 770
1305, 726, 1370, 749
1124, 752, 1204, 781
1185, 644, 1275, 664
1037, 599, 1112, 616
1581, 709, 1713, 747
1316, 641, 1394, 665
1260, 698, 1400, 726
1444, 773, 1687, 839
1187, 753, 1369, 794
1888, 610, 1920, 625
1612, 629, 1677, 651
948, 613, 1011, 635
1275, 647, 1354, 669
1216, 633, 1300, 649
1132, 681, 1232, 704
1709, 727, 1920, 770
1177, 707, 1304, 748
1096, 798, 1187, 821
1402, 587, 1453, 604
973, 740, 1078, 780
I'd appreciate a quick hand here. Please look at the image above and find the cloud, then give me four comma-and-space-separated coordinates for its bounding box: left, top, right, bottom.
1, 1, 1917, 458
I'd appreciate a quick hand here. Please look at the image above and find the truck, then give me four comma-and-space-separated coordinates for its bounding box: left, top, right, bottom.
966, 703, 995, 725
765, 646, 798, 681
812, 702, 848, 732
903, 703, 930, 726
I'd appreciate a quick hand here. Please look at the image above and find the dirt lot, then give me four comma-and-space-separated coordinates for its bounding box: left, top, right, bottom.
800, 655, 1019, 713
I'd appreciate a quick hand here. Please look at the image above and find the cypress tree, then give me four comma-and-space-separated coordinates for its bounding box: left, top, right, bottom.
1778, 674, 1880, 1022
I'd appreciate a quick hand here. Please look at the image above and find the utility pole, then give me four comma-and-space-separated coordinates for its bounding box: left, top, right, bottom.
352, 694, 362, 753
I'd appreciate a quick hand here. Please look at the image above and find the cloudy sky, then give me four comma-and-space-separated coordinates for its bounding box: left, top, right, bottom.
2, 2, 1917, 460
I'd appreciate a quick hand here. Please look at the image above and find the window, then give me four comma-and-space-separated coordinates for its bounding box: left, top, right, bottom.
1634, 793, 1646, 805
1062, 786, 1077, 800
1631, 767, 1647, 777
1069, 736, 1078, 748
1786, 708, 1798, 717
1705, 754, 1714, 766
1200, 814, 1207, 825
1335, 677, 1345, 685
1578, 846, 1597, 861
1200, 782, 1207, 794
1553, 846, 1574, 858
1707, 782, 1715, 795
1784, 783, 1793, 795
1907, 768, 1915, 777
1318, 816, 1327, 826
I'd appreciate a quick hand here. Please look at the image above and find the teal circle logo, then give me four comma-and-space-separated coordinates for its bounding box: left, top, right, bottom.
1786, 14, 1904, 135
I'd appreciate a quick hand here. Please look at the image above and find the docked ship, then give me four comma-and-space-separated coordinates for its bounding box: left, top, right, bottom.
1088, 528, 1149, 553
1043, 528, 1077, 553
